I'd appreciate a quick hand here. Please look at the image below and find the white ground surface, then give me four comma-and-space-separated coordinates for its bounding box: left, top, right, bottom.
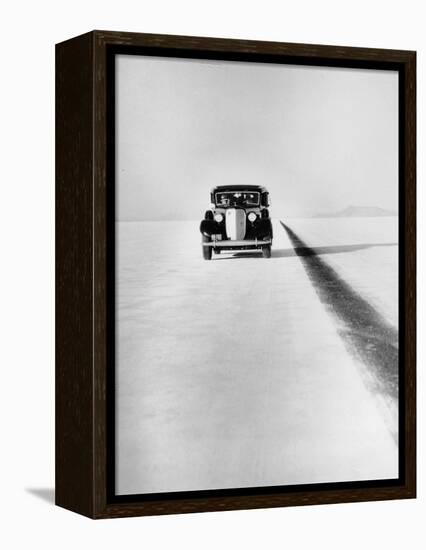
287, 217, 398, 325
116, 218, 398, 495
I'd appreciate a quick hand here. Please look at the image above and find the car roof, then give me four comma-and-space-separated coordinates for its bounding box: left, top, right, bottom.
211, 185, 268, 193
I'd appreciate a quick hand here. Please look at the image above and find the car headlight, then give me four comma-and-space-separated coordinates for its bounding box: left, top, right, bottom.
214, 213, 224, 223
248, 212, 257, 222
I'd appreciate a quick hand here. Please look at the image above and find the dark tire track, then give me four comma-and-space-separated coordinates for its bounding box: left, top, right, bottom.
280, 221, 398, 403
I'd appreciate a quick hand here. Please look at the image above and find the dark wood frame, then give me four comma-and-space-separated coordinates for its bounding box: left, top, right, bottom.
56, 30, 416, 519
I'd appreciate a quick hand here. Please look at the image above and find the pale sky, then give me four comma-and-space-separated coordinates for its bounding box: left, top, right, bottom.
116, 54, 398, 221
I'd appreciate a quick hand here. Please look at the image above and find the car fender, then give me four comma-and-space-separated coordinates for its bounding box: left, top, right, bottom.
253, 217, 273, 238
200, 219, 221, 236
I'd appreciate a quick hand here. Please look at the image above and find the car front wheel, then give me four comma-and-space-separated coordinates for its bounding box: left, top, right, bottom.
262, 244, 271, 258
202, 235, 212, 260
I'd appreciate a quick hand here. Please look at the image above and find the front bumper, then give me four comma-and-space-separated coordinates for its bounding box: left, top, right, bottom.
203, 238, 272, 248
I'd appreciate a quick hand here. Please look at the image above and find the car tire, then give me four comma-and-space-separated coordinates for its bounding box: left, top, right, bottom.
202, 235, 212, 260
262, 245, 271, 258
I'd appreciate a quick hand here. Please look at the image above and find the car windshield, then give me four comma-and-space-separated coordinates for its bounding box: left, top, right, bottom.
215, 191, 260, 207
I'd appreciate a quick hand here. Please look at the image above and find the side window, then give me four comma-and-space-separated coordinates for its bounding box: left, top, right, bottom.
262, 193, 269, 207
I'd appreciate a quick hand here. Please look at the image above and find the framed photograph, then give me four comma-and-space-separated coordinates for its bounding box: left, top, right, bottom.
56, 31, 416, 519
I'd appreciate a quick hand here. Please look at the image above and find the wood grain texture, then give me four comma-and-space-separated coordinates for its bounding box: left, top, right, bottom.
93, 31, 108, 516
403, 51, 416, 497
55, 32, 95, 517
56, 30, 416, 519
93, 29, 415, 63
97, 485, 414, 519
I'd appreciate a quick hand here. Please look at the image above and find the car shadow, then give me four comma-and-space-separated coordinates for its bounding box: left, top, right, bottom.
213, 251, 263, 260
272, 242, 397, 258
213, 242, 397, 260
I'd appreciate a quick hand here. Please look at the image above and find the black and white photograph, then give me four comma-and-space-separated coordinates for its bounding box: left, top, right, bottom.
2, 0, 423, 541
114, 53, 400, 496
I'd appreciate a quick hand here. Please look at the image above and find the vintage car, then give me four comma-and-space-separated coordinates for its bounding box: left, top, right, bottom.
200, 185, 273, 260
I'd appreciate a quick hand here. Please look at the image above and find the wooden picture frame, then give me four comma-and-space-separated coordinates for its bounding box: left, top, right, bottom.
56, 30, 416, 519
